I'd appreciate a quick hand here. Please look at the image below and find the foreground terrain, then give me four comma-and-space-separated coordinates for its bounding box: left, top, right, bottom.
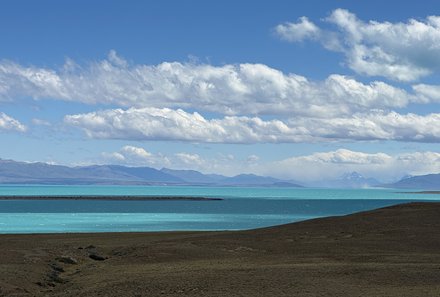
1, 202, 439, 296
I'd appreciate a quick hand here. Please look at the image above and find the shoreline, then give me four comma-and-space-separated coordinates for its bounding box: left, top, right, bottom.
0, 195, 223, 201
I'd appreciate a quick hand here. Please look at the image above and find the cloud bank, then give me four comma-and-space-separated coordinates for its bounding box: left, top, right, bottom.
276, 9, 440, 81
101, 146, 440, 183
0, 52, 433, 117
64, 107, 440, 143
262, 149, 440, 182
2, 51, 439, 144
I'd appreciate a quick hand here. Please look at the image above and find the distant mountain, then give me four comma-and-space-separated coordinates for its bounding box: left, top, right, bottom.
399, 174, 413, 180
383, 173, 440, 190
160, 168, 217, 184
0, 159, 182, 185
308, 172, 380, 188
162, 169, 302, 187
218, 174, 301, 187
0, 159, 302, 187
340, 172, 380, 187
0, 159, 95, 184
219, 174, 279, 185
102, 165, 183, 183
268, 181, 304, 188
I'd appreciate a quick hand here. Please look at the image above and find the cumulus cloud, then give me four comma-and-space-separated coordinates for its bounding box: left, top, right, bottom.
102, 145, 212, 171
275, 17, 321, 42
102, 145, 170, 167
101, 146, 249, 176
261, 149, 440, 182
174, 153, 205, 166
64, 107, 310, 143
64, 107, 440, 143
276, 9, 440, 81
0, 112, 27, 132
412, 84, 440, 103
0, 52, 427, 116
275, 17, 341, 51
289, 112, 440, 142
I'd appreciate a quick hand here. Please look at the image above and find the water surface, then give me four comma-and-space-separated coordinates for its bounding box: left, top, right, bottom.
0, 185, 437, 233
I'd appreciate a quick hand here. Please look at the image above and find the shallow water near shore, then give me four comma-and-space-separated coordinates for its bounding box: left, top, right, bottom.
0, 185, 438, 233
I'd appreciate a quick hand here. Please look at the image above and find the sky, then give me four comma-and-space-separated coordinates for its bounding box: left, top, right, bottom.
0, 0, 440, 183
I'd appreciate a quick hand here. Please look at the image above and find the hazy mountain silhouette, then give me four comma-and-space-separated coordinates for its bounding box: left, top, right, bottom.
0, 159, 302, 187
305, 172, 380, 188
382, 173, 440, 190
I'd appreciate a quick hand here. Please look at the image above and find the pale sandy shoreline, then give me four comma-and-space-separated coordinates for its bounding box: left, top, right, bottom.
1, 202, 440, 296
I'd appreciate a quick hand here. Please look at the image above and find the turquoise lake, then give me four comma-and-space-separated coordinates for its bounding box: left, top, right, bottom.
0, 185, 438, 233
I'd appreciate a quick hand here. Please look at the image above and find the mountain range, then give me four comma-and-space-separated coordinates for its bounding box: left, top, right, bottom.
0, 159, 302, 187
0, 158, 438, 189
382, 174, 440, 190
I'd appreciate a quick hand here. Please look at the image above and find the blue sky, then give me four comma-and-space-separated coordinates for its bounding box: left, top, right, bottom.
0, 0, 440, 182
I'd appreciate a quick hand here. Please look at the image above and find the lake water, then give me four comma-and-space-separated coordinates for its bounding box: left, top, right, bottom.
0, 185, 438, 233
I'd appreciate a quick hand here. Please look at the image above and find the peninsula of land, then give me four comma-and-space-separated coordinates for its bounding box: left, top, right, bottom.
0, 195, 222, 201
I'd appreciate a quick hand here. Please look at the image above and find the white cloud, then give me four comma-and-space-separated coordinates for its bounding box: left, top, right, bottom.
101, 145, 170, 167
0, 112, 27, 132
246, 154, 260, 164
174, 153, 204, 166
412, 84, 440, 103
31, 118, 51, 126
102, 145, 235, 173
289, 111, 440, 142
275, 17, 341, 51
298, 149, 392, 165
275, 17, 321, 42
118, 145, 152, 159
101, 146, 245, 176
0, 53, 427, 116
260, 149, 440, 182
64, 107, 440, 143
276, 9, 440, 81
64, 107, 310, 143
